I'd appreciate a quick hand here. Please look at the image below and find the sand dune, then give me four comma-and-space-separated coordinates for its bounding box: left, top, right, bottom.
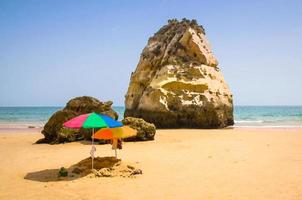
0, 128, 302, 200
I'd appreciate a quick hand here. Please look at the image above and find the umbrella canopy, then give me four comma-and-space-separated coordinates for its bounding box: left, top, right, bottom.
93, 126, 137, 140
63, 112, 122, 129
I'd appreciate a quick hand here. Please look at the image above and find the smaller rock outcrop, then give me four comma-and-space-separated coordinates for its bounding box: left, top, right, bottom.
37, 96, 118, 144
71, 157, 142, 178
122, 117, 156, 141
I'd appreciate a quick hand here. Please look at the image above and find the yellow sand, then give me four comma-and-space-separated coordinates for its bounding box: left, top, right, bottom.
0, 128, 302, 200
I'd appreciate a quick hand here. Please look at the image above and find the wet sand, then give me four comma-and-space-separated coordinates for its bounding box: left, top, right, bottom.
0, 128, 302, 200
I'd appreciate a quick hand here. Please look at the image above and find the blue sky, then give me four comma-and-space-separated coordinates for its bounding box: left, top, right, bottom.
0, 0, 301, 106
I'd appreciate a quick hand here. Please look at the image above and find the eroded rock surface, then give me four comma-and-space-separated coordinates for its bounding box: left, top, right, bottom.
124, 19, 233, 128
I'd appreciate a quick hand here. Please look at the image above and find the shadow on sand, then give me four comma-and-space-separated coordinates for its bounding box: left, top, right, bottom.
24, 156, 120, 182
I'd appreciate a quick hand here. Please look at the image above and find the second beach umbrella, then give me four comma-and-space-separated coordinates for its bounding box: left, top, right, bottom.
93, 126, 137, 158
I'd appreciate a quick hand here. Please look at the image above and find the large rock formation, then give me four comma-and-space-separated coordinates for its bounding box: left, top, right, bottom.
37, 96, 118, 144
124, 18, 233, 128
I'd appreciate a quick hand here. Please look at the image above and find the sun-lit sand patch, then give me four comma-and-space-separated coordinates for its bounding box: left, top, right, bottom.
0, 128, 302, 200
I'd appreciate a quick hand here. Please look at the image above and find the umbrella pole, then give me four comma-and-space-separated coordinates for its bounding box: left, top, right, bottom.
92, 128, 94, 170
115, 149, 117, 159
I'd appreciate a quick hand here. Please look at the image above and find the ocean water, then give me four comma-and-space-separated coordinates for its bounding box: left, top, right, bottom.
0, 106, 301, 128
234, 106, 302, 128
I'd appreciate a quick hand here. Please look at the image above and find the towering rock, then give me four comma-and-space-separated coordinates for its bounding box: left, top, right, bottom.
124, 19, 234, 128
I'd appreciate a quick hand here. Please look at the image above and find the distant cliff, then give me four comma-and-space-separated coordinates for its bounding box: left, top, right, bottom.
124, 18, 233, 128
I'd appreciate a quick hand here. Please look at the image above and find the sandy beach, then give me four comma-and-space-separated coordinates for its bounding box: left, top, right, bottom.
0, 128, 301, 200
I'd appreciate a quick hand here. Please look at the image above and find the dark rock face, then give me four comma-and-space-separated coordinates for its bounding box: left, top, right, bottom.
122, 117, 156, 141
37, 96, 118, 144
124, 18, 234, 128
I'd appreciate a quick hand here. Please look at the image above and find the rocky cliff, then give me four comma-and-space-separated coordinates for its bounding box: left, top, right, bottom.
124, 18, 234, 128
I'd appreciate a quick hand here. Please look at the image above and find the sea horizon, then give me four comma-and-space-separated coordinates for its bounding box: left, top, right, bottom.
0, 105, 302, 129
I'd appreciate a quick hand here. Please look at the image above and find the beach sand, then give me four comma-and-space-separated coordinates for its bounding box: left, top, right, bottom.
0, 128, 302, 200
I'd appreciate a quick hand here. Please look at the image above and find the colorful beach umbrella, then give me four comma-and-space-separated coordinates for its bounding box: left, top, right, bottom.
63, 112, 123, 169
92, 126, 137, 158
63, 113, 122, 129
